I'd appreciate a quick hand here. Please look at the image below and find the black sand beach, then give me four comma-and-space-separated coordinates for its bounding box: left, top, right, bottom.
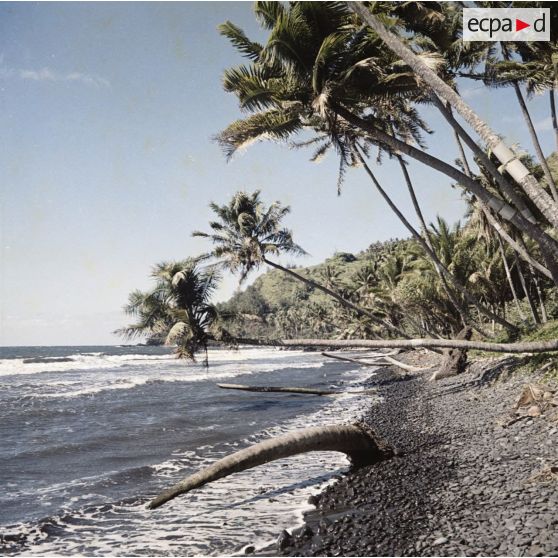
272, 353, 558, 557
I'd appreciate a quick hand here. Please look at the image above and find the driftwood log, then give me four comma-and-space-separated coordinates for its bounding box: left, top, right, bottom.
321, 352, 377, 366
321, 351, 430, 373
372, 355, 431, 372
216, 383, 377, 396
349, 351, 402, 359
148, 425, 392, 509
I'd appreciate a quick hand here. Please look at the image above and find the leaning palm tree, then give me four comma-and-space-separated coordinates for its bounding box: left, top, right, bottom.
193, 190, 409, 338
478, 42, 558, 203
116, 259, 222, 362
217, 2, 520, 333
348, 2, 558, 232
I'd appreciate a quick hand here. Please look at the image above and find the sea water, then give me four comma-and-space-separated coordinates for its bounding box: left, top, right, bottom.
0, 345, 377, 556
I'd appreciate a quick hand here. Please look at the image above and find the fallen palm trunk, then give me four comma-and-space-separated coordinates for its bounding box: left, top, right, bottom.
236, 337, 558, 354
349, 350, 402, 359
147, 425, 392, 509
322, 352, 377, 366
369, 355, 431, 373
321, 351, 427, 372
216, 383, 370, 396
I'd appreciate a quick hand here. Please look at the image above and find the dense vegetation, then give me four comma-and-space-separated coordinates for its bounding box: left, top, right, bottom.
217, 228, 558, 342
119, 1, 558, 361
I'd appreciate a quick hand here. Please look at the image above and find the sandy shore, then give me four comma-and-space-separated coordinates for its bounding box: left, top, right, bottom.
268, 352, 558, 557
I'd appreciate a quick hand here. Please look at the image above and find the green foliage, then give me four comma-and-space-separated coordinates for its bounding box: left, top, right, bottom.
220, 212, 557, 341
193, 190, 306, 283
522, 319, 558, 343
116, 259, 224, 362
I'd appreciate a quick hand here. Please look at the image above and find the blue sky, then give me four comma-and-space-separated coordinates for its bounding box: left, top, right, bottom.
1, 2, 555, 346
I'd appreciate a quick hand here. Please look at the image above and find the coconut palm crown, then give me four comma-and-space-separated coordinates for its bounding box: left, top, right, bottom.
116, 259, 221, 361
193, 190, 307, 283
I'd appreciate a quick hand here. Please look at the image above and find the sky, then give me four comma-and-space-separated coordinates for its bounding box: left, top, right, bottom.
1, 1, 556, 346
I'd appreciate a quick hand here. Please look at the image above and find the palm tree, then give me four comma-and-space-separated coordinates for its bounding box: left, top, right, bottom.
348, 2, 558, 232
488, 40, 558, 155
466, 196, 527, 322
478, 43, 558, 203
193, 190, 409, 338
116, 259, 221, 361
219, 2, 558, 279
217, 2, 520, 332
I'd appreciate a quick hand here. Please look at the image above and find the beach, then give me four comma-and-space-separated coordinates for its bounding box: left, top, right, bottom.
0, 346, 377, 556
2, 346, 557, 557
275, 353, 558, 557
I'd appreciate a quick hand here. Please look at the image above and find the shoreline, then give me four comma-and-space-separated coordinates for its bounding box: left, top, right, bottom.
261, 351, 558, 557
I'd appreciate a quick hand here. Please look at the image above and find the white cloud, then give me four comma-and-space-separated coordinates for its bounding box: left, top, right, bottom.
0, 56, 110, 88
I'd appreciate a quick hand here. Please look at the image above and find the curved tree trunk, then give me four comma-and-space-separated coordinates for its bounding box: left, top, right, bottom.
348, 2, 558, 230
513, 82, 558, 202
261, 257, 410, 339
147, 425, 391, 509
234, 336, 558, 354
354, 148, 517, 334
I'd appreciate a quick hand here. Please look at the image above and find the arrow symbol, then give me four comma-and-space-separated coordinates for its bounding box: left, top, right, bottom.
516, 18, 530, 31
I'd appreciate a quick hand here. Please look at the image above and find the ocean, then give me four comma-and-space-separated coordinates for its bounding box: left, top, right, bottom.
0, 345, 377, 556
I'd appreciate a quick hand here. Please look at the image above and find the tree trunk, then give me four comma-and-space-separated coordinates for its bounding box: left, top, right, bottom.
513, 82, 558, 202
513, 253, 541, 325
478, 203, 552, 280
396, 155, 471, 329
235, 336, 558, 354
433, 95, 539, 227
148, 425, 391, 509
550, 89, 558, 153
216, 383, 361, 396
370, 354, 431, 372
429, 326, 472, 381
497, 234, 526, 321
517, 234, 548, 323
449, 108, 533, 320
354, 147, 517, 334
321, 351, 429, 372
262, 257, 410, 339
321, 351, 376, 366
335, 103, 558, 286
532, 267, 548, 324
452, 109, 473, 177
348, 2, 558, 229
